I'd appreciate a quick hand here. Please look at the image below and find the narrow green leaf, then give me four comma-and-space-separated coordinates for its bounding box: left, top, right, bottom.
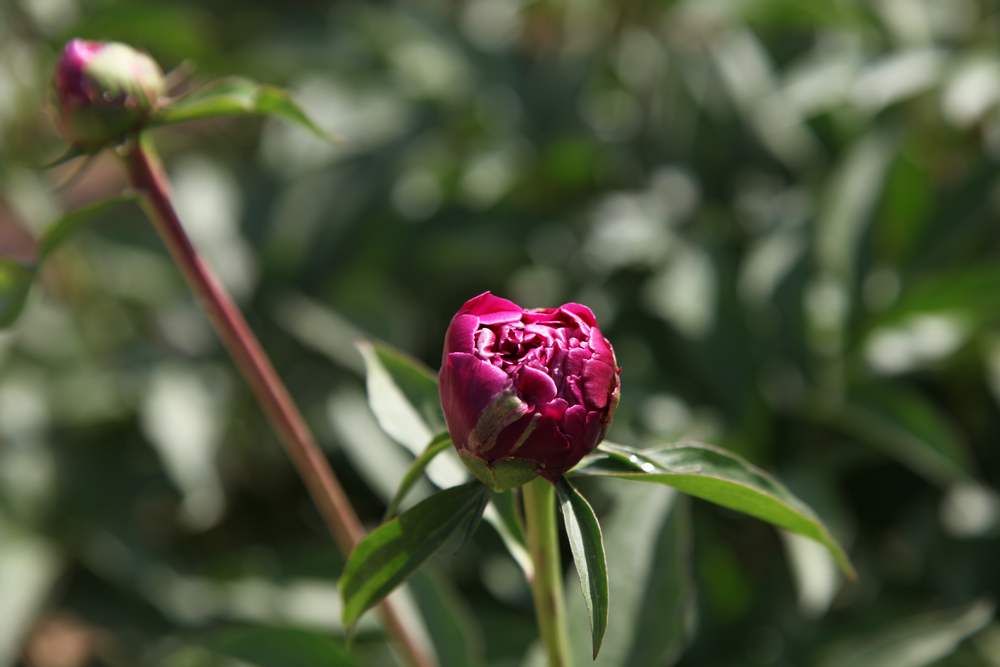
830, 384, 971, 486
484, 493, 534, 580
384, 433, 453, 520
1, 195, 138, 329
408, 572, 487, 667
38, 194, 137, 261
0, 260, 35, 328
564, 482, 693, 667
198, 625, 355, 667
576, 442, 855, 578
817, 600, 994, 667
340, 482, 487, 629
358, 340, 444, 454
153, 77, 332, 140
557, 478, 609, 659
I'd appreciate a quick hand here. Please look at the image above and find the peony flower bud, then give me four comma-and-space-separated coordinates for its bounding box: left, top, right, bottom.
439, 292, 621, 489
54, 39, 165, 149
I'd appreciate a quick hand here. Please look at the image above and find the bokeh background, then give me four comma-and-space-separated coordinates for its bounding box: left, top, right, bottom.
2, 0, 1000, 665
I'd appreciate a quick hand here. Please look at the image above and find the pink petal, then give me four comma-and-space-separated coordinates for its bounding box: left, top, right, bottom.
445, 314, 479, 356
560, 302, 596, 326
458, 292, 524, 324
582, 358, 615, 409
440, 352, 511, 449
516, 366, 558, 406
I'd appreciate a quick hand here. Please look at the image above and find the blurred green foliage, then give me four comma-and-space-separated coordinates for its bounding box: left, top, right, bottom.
2, 0, 1000, 665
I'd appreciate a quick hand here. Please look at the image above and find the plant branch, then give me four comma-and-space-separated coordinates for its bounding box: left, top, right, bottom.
523, 477, 572, 667
122, 137, 435, 667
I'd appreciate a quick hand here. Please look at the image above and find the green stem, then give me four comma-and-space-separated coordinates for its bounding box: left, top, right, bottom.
122, 137, 436, 667
523, 477, 572, 667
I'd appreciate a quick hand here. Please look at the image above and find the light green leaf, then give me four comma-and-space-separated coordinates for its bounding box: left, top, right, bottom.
384, 432, 453, 519
198, 625, 355, 667
153, 77, 332, 140
556, 478, 609, 659
340, 482, 488, 629
358, 340, 444, 454
575, 442, 855, 578
818, 600, 994, 667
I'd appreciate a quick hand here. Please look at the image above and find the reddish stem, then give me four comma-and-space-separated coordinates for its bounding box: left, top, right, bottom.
123, 139, 435, 667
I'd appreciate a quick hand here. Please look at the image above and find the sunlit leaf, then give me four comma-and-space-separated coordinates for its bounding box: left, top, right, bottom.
340, 482, 488, 629
556, 478, 609, 659
153, 77, 332, 140
358, 340, 444, 454
198, 625, 355, 667
575, 442, 855, 578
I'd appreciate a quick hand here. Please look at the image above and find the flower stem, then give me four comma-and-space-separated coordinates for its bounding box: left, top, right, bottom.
122, 137, 435, 667
522, 477, 572, 667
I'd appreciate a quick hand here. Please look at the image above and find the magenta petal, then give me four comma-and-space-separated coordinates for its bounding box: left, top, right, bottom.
445, 314, 479, 355
516, 366, 558, 406
440, 352, 510, 449
560, 302, 597, 326
563, 404, 587, 438
582, 358, 615, 409
459, 292, 524, 324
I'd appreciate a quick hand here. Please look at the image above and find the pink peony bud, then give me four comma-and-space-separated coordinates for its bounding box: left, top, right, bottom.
54, 39, 165, 149
440, 292, 621, 489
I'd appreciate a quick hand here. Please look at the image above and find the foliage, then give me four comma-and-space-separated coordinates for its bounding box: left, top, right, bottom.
2, 0, 1000, 665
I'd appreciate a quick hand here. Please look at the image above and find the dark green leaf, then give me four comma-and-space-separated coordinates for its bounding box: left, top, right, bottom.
830, 384, 971, 486
817, 600, 994, 667
557, 478, 609, 659
358, 340, 445, 453
0, 260, 35, 328
384, 432, 453, 519
198, 625, 355, 667
408, 572, 487, 667
340, 482, 488, 629
566, 483, 693, 667
38, 194, 137, 261
576, 442, 855, 578
153, 77, 332, 140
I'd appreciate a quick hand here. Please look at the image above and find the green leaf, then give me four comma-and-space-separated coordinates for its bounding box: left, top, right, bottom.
38, 194, 137, 262
340, 482, 488, 629
198, 625, 355, 667
817, 600, 994, 667
408, 572, 487, 667
153, 77, 332, 140
831, 384, 971, 486
384, 432, 453, 519
358, 340, 445, 454
556, 478, 609, 660
576, 442, 855, 578
564, 482, 693, 667
0, 195, 139, 329
0, 260, 35, 328
484, 491, 533, 580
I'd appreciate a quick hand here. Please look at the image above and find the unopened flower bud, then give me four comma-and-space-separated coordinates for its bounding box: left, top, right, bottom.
54, 39, 165, 149
439, 292, 621, 489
